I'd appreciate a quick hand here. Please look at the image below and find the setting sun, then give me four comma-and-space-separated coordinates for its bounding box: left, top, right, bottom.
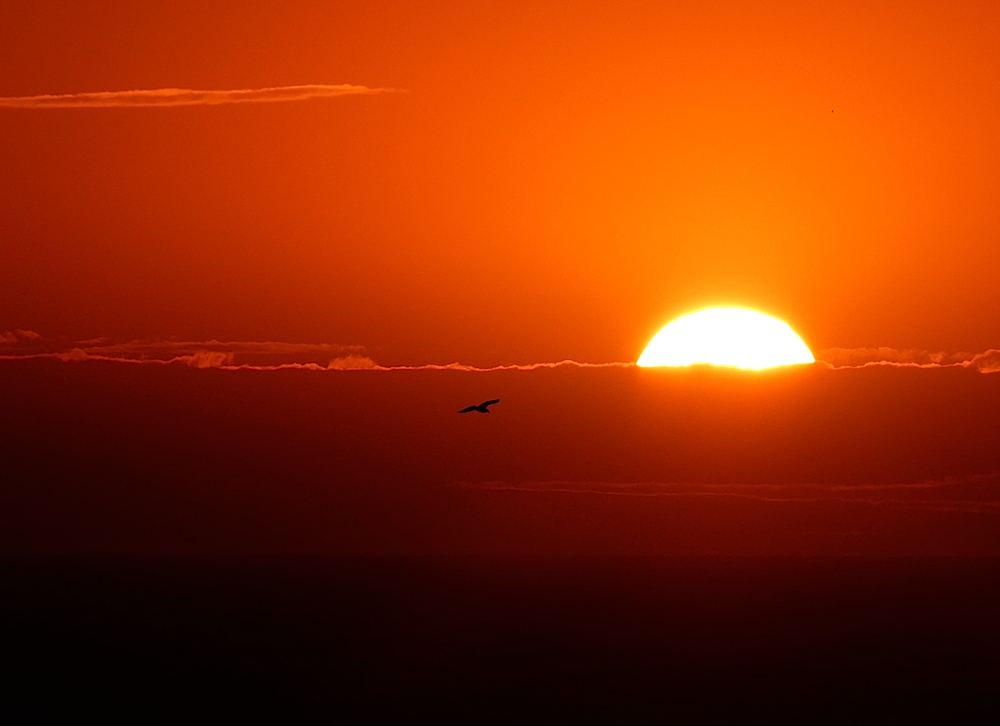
637, 308, 815, 370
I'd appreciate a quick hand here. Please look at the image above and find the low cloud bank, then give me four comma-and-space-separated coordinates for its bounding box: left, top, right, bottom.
0, 333, 629, 371
0, 335, 372, 369
73, 338, 366, 363
0, 84, 393, 109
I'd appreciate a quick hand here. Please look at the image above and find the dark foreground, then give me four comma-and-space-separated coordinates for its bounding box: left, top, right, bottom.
3, 557, 999, 723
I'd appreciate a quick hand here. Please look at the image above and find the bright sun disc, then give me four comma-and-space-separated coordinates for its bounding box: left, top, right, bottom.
637, 308, 815, 370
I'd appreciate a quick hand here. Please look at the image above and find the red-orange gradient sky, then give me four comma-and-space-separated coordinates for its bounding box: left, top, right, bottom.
2, 0, 999, 365
3, 2, 1000, 558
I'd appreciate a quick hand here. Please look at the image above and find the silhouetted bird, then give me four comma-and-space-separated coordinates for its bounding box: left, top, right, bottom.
458, 399, 500, 414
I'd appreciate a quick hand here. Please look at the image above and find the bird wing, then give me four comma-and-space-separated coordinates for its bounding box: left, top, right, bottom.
458, 405, 478, 413
482, 399, 500, 407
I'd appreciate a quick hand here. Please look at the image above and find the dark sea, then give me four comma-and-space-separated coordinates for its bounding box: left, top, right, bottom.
2, 556, 998, 723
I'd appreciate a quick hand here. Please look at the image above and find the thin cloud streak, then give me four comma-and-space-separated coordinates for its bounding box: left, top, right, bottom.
463, 476, 1000, 514
818, 347, 1000, 373
371, 360, 634, 372
0, 351, 630, 372
0, 84, 395, 109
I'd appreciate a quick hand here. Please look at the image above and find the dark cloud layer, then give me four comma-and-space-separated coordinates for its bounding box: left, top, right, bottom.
2, 360, 999, 556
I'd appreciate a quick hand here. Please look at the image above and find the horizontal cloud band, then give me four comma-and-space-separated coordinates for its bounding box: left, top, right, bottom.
0, 350, 630, 372
3, 332, 999, 373
817, 347, 1000, 373
0, 84, 394, 109
462, 475, 1000, 514
0, 332, 629, 370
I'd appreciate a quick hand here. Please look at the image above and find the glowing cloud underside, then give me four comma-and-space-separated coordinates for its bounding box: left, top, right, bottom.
637, 308, 815, 370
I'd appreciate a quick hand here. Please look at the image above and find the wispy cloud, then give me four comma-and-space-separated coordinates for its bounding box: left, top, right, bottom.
0, 329, 42, 345
0, 84, 394, 109
818, 347, 1000, 373
463, 475, 1000, 514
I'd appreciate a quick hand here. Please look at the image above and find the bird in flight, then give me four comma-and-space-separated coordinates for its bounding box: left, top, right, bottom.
458, 399, 500, 414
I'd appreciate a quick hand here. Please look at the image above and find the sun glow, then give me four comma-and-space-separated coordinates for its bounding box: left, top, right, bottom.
637, 308, 815, 370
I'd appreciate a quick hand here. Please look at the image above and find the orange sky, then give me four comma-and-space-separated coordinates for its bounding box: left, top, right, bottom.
2, 0, 999, 366
2, 1, 1000, 557
7, 10, 1000, 722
